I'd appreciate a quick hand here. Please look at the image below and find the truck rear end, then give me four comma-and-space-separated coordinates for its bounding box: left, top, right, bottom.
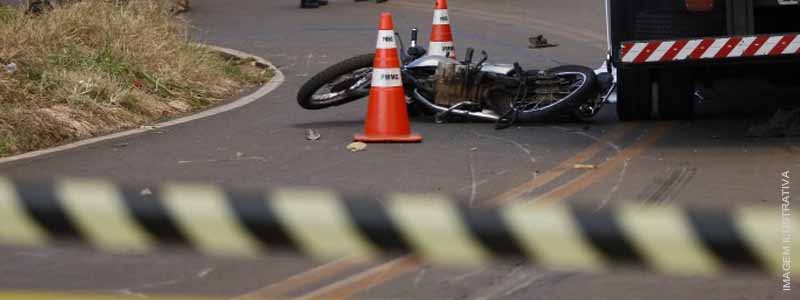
608, 0, 800, 120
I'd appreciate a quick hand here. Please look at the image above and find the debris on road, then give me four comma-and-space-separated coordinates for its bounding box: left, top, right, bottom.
347, 142, 367, 152
140, 188, 152, 196
171, 0, 190, 15
748, 108, 800, 137
306, 129, 321, 141
4, 63, 16, 74
529, 35, 558, 49
177, 152, 269, 165
574, 164, 596, 170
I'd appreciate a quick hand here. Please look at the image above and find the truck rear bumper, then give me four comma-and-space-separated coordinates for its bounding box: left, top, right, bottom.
619, 33, 800, 65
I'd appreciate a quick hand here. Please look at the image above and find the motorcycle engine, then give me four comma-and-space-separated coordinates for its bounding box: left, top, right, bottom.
433, 61, 514, 114
433, 61, 482, 108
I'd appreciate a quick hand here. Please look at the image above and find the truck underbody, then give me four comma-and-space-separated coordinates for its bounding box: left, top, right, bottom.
608, 0, 800, 120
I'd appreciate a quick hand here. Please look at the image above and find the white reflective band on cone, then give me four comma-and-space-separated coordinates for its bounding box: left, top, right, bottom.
433, 9, 450, 25
376, 30, 397, 49
429, 41, 455, 57
371, 68, 403, 88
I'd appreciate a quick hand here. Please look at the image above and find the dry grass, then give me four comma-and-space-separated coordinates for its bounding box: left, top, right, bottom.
0, 0, 272, 156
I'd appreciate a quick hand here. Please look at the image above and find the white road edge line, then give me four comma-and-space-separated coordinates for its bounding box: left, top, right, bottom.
0, 45, 286, 165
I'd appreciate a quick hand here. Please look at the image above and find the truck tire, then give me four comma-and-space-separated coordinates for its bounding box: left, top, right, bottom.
634, 10, 725, 40
617, 67, 653, 121
657, 69, 695, 120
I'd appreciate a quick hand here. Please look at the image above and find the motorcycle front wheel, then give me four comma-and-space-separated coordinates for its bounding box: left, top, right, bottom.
297, 54, 374, 110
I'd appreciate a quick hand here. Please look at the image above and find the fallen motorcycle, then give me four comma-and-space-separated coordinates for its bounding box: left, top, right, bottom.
297, 28, 613, 128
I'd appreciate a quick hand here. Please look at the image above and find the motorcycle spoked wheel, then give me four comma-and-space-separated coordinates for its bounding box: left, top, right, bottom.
487, 65, 598, 123
297, 54, 375, 110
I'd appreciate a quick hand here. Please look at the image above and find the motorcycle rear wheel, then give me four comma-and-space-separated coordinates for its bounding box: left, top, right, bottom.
512, 65, 598, 122
297, 54, 374, 110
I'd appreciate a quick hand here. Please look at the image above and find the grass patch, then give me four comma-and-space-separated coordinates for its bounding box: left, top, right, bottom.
0, 5, 15, 23
0, 0, 272, 156
0, 137, 9, 154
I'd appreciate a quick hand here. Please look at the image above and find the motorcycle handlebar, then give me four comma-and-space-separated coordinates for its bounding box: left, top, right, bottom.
464, 48, 474, 65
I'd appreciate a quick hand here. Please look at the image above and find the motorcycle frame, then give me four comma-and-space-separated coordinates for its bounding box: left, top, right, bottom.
395, 30, 599, 122
396, 30, 509, 121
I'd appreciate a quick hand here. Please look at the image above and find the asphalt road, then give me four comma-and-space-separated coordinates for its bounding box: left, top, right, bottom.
1, 0, 798, 299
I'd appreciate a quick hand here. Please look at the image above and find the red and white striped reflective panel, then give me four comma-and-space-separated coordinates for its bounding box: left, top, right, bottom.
621, 33, 800, 64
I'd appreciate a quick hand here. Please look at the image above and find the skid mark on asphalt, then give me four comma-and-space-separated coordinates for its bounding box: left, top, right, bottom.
468, 153, 478, 206
456, 170, 510, 194
449, 267, 488, 283
534, 123, 673, 207
464, 266, 544, 300
636, 164, 698, 207
177, 153, 270, 165
412, 267, 429, 287
556, 127, 623, 153
196, 267, 214, 279
233, 124, 641, 300
597, 159, 630, 211
113, 265, 215, 298
471, 131, 537, 164
485, 124, 637, 207
231, 124, 639, 299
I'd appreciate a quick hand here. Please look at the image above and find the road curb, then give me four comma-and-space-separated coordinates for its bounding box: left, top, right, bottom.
0, 45, 286, 165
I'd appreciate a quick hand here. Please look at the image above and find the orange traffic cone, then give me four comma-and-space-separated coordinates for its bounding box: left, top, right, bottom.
354, 13, 422, 143
429, 0, 456, 58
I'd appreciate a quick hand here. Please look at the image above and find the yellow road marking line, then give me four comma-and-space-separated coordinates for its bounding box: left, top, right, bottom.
487, 124, 638, 206
236, 257, 367, 299
297, 257, 420, 300
535, 123, 673, 206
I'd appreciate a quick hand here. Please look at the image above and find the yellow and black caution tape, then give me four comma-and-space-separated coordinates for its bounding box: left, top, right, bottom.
0, 177, 797, 278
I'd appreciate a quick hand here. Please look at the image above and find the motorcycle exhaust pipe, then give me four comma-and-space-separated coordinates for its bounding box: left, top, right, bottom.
411, 89, 500, 121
